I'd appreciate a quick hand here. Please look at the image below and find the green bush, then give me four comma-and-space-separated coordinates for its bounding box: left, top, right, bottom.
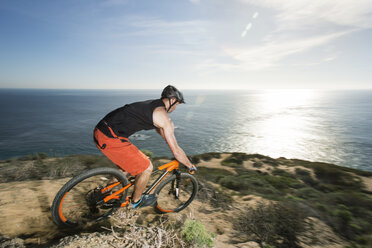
38, 152, 48, 159
295, 168, 310, 176
315, 183, 338, 192
219, 175, 248, 191
190, 155, 201, 164
291, 159, 372, 177
253, 161, 263, 168
140, 150, 153, 159
191, 153, 221, 163
297, 173, 318, 187
221, 155, 244, 166
272, 169, 296, 178
264, 175, 304, 191
295, 187, 321, 199
181, 220, 215, 247
221, 152, 255, 167
196, 167, 236, 183
333, 209, 352, 223
200, 152, 221, 161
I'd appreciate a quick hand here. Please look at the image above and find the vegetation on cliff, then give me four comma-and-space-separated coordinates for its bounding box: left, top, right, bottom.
1, 152, 372, 247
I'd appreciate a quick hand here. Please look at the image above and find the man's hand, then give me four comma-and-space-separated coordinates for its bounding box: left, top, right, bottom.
189, 165, 197, 174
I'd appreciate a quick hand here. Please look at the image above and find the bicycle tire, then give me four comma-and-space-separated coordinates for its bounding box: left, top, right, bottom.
154, 173, 198, 214
51, 167, 129, 228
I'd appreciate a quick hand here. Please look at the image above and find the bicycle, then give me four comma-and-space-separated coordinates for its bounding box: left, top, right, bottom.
51, 160, 198, 228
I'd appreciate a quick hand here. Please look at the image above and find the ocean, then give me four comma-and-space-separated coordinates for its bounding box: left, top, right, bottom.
0, 89, 371, 171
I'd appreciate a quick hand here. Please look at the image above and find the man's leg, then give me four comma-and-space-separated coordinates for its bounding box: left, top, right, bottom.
132, 162, 153, 202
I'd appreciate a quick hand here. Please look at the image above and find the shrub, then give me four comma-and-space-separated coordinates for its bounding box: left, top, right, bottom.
181, 220, 215, 247
197, 181, 233, 209
140, 150, 153, 159
264, 175, 304, 191
235, 201, 307, 248
191, 153, 221, 163
272, 169, 296, 178
17, 153, 48, 161
190, 155, 201, 164
38, 152, 48, 159
297, 173, 318, 187
315, 203, 329, 213
221, 153, 250, 166
200, 152, 221, 161
315, 183, 338, 192
253, 161, 263, 168
333, 208, 352, 223
295, 187, 321, 200
219, 175, 247, 191
295, 168, 310, 176
196, 167, 235, 183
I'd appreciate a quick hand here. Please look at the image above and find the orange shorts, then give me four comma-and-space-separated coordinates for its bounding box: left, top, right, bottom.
93, 128, 150, 176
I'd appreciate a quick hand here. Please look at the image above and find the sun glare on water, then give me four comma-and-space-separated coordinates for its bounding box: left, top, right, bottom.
236, 89, 322, 159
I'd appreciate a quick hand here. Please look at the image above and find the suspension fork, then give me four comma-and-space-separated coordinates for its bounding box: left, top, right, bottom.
172, 169, 181, 199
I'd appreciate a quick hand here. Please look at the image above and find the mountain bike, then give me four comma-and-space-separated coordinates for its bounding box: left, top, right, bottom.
51, 160, 198, 228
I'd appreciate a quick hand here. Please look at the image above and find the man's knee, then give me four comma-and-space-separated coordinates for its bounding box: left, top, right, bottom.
136, 162, 153, 177
145, 162, 153, 173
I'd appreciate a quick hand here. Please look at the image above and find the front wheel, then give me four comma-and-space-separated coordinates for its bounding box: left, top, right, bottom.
154, 173, 198, 214
51, 167, 129, 228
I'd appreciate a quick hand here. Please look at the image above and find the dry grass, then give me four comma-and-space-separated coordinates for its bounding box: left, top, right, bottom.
51, 210, 186, 248
106, 210, 186, 248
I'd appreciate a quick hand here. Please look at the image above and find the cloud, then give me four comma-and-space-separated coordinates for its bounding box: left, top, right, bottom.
200, 0, 372, 71
227, 31, 350, 70
198, 31, 349, 71
241, 0, 372, 30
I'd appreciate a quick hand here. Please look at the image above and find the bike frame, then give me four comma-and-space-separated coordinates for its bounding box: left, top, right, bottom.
100, 160, 181, 207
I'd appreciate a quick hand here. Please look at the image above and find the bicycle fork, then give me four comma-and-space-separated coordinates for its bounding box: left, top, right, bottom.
169, 170, 181, 199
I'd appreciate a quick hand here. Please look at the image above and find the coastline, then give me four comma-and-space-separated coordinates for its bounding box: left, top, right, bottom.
1, 152, 372, 247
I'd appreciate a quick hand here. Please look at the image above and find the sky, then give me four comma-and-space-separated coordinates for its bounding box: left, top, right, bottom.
0, 0, 372, 90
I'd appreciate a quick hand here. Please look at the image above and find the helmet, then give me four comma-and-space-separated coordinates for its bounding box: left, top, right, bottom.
161, 85, 185, 104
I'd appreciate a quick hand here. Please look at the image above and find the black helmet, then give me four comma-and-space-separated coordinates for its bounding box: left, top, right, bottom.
161, 85, 185, 103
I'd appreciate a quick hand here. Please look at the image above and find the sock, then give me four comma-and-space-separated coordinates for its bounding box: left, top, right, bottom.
131, 195, 143, 207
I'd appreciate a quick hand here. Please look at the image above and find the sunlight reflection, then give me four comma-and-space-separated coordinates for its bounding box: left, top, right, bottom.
241, 90, 321, 159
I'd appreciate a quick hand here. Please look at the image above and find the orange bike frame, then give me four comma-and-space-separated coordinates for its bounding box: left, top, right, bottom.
101, 160, 180, 207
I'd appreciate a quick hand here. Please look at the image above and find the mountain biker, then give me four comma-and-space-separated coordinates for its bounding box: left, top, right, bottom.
93, 85, 196, 209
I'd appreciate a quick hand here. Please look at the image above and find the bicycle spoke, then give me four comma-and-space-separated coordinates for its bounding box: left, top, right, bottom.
155, 174, 197, 213
59, 174, 124, 225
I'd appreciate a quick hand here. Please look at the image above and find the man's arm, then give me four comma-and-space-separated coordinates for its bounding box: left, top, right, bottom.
156, 128, 165, 139
153, 108, 194, 169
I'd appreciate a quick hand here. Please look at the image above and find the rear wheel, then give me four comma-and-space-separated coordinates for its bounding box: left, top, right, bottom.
154, 173, 198, 214
51, 167, 129, 228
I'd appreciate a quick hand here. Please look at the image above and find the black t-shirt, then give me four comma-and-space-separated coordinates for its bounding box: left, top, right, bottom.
97, 99, 165, 138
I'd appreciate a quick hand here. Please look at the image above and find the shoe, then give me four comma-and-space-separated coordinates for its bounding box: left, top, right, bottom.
131, 194, 157, 209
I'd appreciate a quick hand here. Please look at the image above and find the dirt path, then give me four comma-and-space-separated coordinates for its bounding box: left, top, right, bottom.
0, 178, 70, 244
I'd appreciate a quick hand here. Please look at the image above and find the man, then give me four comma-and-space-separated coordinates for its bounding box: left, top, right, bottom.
93, 85, 196, 209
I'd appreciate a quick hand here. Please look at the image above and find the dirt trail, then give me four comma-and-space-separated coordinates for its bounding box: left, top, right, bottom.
0, 178, 72, 244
